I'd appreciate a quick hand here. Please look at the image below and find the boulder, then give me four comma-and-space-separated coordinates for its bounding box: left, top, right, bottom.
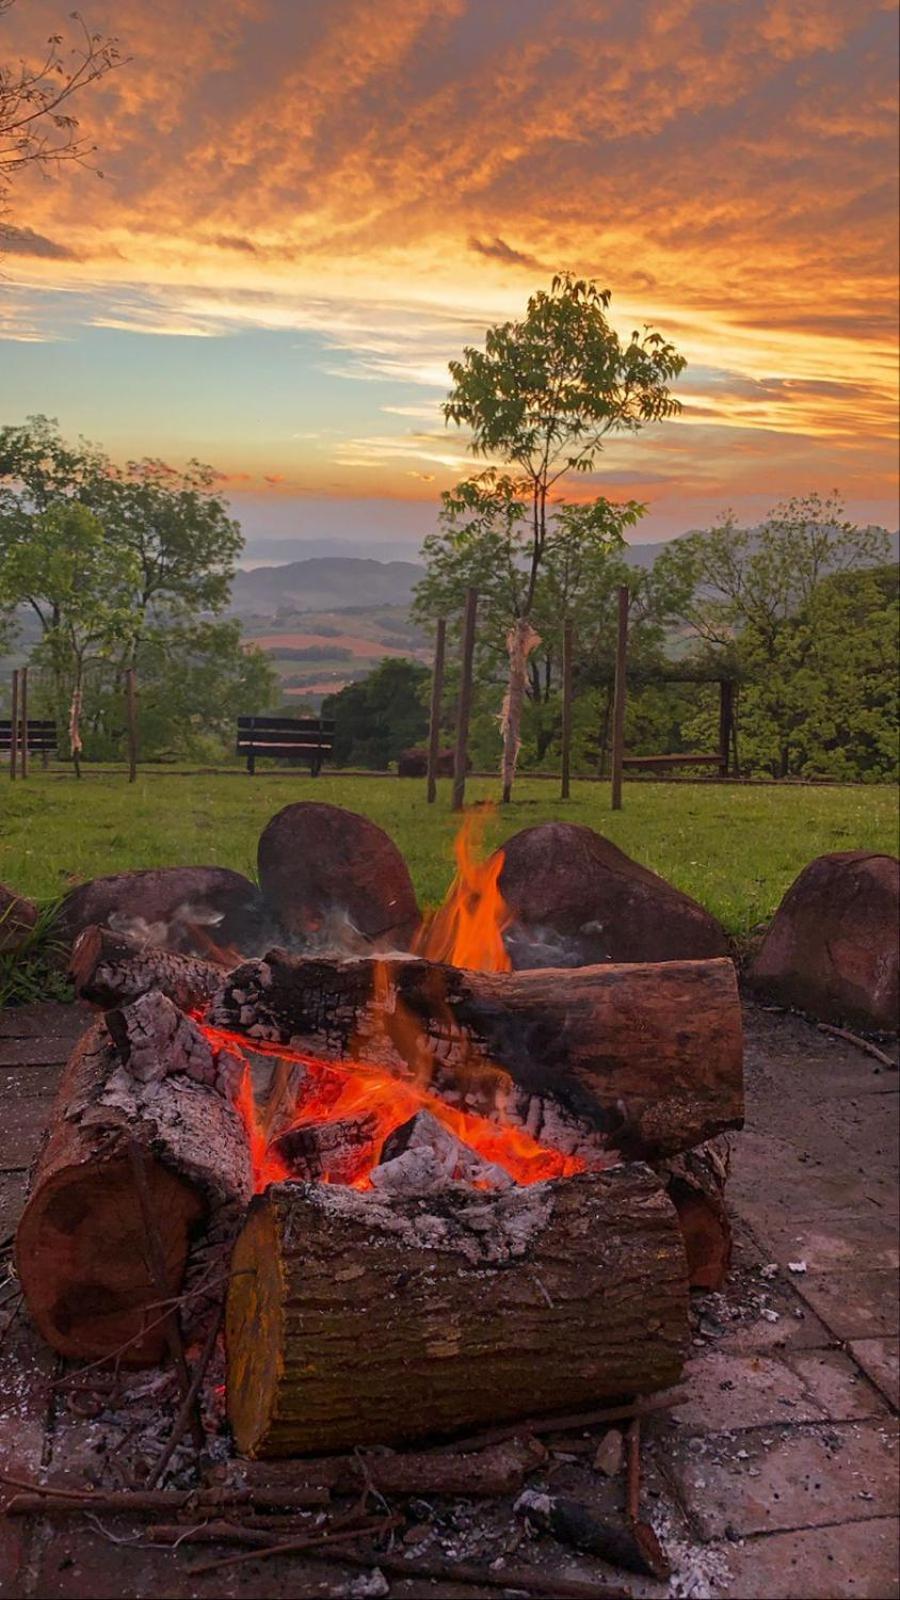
0, 884, 38, 954
748, 851, 899, 1032
496, 821, 729, 968
257, 802, 420, 952
54, 867, 272, 959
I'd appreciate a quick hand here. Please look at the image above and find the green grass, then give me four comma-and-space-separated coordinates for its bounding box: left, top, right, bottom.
2, 767, 897, 938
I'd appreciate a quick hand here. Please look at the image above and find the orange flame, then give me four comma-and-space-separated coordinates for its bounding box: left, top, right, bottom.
201, 809, 593, 1195
414, 808, 511, 972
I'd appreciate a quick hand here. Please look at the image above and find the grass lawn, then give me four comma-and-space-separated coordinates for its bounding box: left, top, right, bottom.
2, 767, 897, 937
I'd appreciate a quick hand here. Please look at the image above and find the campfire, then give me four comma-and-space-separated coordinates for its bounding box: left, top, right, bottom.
15, 804, 743, 1464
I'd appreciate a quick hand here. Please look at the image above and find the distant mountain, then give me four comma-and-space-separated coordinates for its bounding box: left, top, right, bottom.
229, 557, 425, 618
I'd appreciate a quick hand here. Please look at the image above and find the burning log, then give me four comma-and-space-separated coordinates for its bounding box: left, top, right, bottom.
15, 998, 252, 1363
214, 951, 743, 1160
659, 1136, 732, 1291
69, 924, 225, 1011
225, 1166, 690, 1457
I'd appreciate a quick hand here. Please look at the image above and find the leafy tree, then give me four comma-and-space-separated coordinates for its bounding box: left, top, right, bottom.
433, 274, 685, 798
0, 500, 139, 774
323, 659, 429, 769
0, 4, 124, 215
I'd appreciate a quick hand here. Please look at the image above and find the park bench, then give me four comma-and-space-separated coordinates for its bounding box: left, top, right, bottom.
236, 714, 335, 776
622, 752, 728, 777
0, 719, 57, 763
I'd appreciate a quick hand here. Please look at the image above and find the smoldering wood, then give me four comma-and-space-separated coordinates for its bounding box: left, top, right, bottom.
516, 1490, 670, 1581
371, 1109, 513, 1194
15, 1010, 252, 1363
270, 1112, 380, 1185
225, 1166, 690, 1458
659, 1135, 732, 1291
213, 950, 744, 1159
69, 924, 226, 1011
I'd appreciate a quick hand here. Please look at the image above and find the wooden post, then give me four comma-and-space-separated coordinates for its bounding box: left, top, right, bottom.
717, 679, 732, 780
610, 586, 629, 812
560, 617, 574, 800
452, 588, 478, 813
425, 619, 447, 805
9, 670, 18, 782
126, 668, 138, 783
19, 665, 28, 778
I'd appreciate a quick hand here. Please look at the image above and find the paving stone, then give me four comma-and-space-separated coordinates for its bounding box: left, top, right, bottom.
849, 1339, 900, 1410
668, 1419, 899, 1541
0, 1169, 26, 1238
731, 1130, 896, 1220
677, 1350, 829, 1432
718, 1517, 900, 1599
795, 1271, 900, 1340
786, 1348, 889, 1421
748, 1212, 900, 1273
0, 1002, 89, 1041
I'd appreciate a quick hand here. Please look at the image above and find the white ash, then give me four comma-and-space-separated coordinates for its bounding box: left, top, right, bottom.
290, 1178, 556, 1267
370, 1110, 513, 1197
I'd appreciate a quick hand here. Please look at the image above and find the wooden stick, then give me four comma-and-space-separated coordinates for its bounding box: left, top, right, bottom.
625, 1417, 640, 1523
4, 1484, 331, 1517
147, 1303, 224, 1488
433, 1388, 688, 1455
127, 1140, 205, 1452
560, 616, 573, 801
426, 617, 446, 805
243, 1436, 547, 1499
189, 1515, 402, 1577
452, 586, 477, 812
310, 1548, 631, 1599
9, 670, 18, 783
19, 665, 28, 778
126, 666, 138, 783
817, 1023, 896, 1068
610, 585, 628, 811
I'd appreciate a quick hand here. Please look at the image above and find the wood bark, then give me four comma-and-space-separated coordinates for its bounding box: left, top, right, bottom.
69, 924, 226, 1011
225, 1165, 690, 1457
16, 1006, 252, 1363
213, 951, 743, 1160
659, 1136, 732, 1290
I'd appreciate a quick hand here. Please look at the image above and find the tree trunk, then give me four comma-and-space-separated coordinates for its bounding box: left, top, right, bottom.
212, 951, 743, 1160
16, 1004, 252, 1363
500, 618, 541, 803
226, 1166, 689, 1457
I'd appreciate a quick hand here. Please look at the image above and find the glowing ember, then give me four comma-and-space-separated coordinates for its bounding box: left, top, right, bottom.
202, 810, 588, 1195
414, 808, 511, 972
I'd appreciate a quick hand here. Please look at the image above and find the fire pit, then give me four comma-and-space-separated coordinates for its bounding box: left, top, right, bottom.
15, 807, 744, 1461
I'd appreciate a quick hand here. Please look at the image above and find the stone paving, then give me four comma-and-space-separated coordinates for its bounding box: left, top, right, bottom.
0, 998, 897, 1599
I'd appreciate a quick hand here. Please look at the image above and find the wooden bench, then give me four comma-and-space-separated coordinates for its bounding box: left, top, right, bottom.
0, 719, 57, 759
622, 752, 727, 776
237, 715, 335, 776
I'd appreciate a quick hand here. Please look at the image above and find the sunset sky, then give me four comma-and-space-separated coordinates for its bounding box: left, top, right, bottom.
2, 0, 898, 556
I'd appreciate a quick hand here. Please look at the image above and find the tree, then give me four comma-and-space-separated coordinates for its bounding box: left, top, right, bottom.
323, 659, 429, 769
0, 500, 139, 774
654, 494, 893, 777
0, 3, 124, 214
438, 274, 685, 799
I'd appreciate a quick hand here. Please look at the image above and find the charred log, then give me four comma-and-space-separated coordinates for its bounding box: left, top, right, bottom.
16, 1000, 252, 1364
225, 1166, 690, 1457
70, 925, 225, 1011
214, 951, 743, 1160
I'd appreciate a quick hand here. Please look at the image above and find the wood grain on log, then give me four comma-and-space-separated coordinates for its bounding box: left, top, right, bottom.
16, 1008, 252, 1363
70, 925, 225, 1012
214, 951, 743, 1159
225, 1166, 690, 1457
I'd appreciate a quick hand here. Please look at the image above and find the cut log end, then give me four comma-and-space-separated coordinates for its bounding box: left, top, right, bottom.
15, 1154, 205, 1364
